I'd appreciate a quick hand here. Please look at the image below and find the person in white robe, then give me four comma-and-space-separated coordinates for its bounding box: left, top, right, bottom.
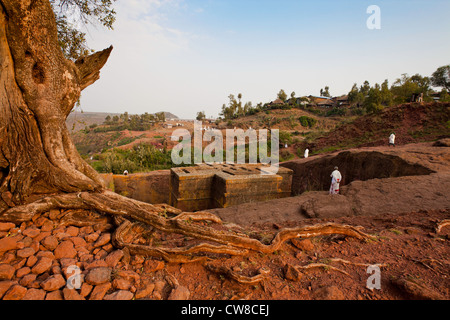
389, 133, 396, 147
329, 167, 342, 195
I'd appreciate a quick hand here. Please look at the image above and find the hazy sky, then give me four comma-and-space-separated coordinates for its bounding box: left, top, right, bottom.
79, 0, 450, 119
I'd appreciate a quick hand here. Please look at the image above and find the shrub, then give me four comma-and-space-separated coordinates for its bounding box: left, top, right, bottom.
279, 131, 293, 145
299, 116, 317, 128
117, 137, 136, 146
94, 143, 180, 174
365, 103, 384, 114
280, 150, 294, 162
326, 107, 346, 117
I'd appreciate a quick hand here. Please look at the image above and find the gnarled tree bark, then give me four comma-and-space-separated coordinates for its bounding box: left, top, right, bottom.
0, 0, 109, 207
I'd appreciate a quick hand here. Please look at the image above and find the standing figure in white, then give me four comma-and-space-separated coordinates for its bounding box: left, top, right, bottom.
329, 166, 342, 195
388, 133, 396, 147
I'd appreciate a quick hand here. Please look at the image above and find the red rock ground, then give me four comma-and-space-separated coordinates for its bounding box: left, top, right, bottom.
0, 209, 448, 301
0, 141, 449, 301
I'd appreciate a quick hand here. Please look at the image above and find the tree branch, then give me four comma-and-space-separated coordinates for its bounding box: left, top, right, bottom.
75, 45, 113, 92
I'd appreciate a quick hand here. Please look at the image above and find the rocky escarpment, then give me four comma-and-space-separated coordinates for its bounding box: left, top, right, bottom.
210, 141, 450, 226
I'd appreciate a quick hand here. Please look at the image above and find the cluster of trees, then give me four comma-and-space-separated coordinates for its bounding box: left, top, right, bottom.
216, 65, 449, 122
98, 111, 166, 132
196, 111, 206, 121
320, 86, 331, 97
348, 79, 393, 113
219, 94, 256, 120
348, 65, 450, 114
219, 91, 308, 121
217, 87, 344, 122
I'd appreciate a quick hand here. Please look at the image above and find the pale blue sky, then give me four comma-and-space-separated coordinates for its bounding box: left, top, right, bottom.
80, 0, 450, 119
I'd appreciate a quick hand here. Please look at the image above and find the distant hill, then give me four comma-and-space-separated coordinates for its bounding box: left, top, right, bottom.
215, 107, 340, 132
67, 111, 180, 132
67, 111, 119, 132
307, 102, 450, 154
160, 112, 179, 120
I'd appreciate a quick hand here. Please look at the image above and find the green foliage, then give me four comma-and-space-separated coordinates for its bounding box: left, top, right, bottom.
55, 16, 91, 60
196, 111, 206, 121
365, 103, 384, 114
280, 150, 294, 162
277, 89, 288, 102
348, 74, 434, 112
51, 0, 117, 60
304, 106, 324, 116
350, 106, 365, 116
94, 143, 186, 174
279, 131, 293, 145
390, 73, 432, 104
320, 86, 331, 97
117, 137, 136, 147
98, 112, 163, 132
431, 65, 450, 90
439, 89, 450, 102
349, 79, 394, 113
299, 116, 317, 128
220, 93, 255, 120
325, 108, 346, 117
364, 83, 384, 114
348, 83, 365, 106
154, 112, 166, 122
288, 115, 298, 128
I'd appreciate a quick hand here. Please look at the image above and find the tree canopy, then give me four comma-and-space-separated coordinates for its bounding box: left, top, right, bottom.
431, 65, 450, 91
50, 0, 117, 60
277, 89, 288, 102
320, 86, 331, 97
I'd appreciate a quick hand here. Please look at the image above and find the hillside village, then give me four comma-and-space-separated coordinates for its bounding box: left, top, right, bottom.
66, 67, 450, 176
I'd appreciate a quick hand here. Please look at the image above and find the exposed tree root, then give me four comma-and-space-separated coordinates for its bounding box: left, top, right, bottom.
436, 219, 450, 233
0, 190, 376, 263
58, 209, 113, 230
329, 258, 387, 268
112, 217, 248, 264
411, 258, 449, 276
295, 263, 350, 276
205, 264, 270, 285
171, 211, 223, 224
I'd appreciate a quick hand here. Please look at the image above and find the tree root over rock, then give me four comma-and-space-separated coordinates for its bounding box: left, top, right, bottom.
329, 258, 387, 268
0, 190, 376, 263
205, 264, 270, 285
295, 263, 351, 276
436, 219, 450, 233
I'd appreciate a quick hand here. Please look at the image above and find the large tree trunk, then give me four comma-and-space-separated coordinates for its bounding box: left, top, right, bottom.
0, 0, 111, 209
